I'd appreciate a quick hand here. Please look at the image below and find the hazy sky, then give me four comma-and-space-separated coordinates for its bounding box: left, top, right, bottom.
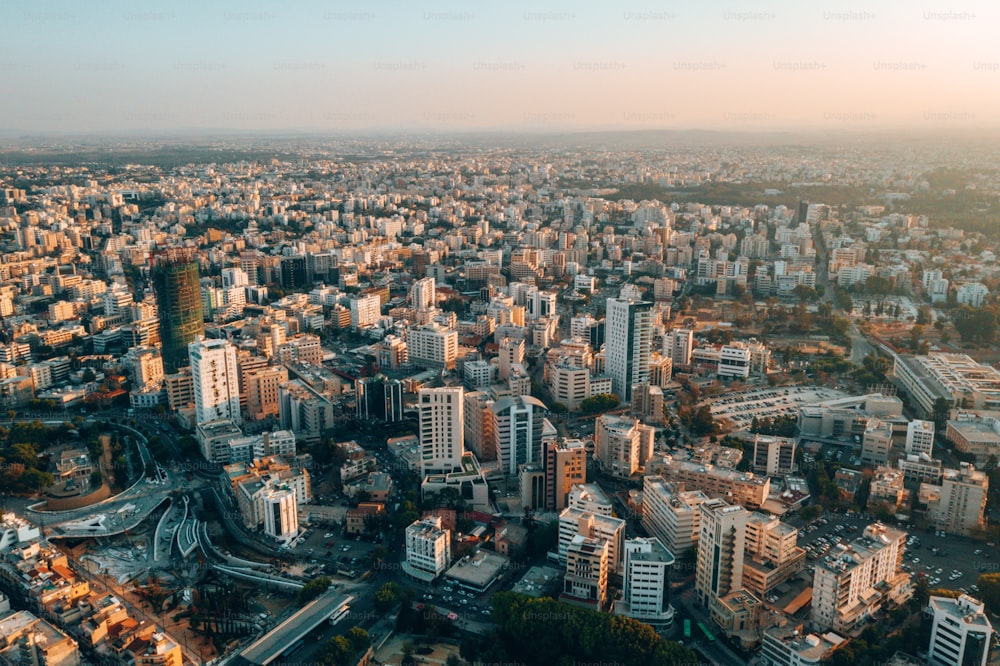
3, 0, 998, 133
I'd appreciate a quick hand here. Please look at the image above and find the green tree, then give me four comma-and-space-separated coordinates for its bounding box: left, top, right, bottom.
297, 576, 331, 604
374, 582, 400, 613
977, 573, 1000, 614
932, 397, 952, 429
579, 394, 621, 415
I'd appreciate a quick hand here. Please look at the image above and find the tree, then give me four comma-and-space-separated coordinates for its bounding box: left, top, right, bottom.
374, 582, 400, 613
686, 405, 718, 437
977, 573, 1000, 614
579, 394, 621, 415
297, 576, 331, 604
932, 397, 952, 429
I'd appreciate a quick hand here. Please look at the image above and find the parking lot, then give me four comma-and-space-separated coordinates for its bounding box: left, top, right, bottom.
289, 523, 378, 576
418, 582, 494, 621
791, 512, 991, 595
705, 386, 847, 431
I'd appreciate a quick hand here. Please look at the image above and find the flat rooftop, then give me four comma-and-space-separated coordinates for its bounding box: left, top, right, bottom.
445, 550, 507, 589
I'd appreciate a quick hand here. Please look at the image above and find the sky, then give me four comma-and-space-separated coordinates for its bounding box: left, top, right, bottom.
2, 0, 998, 134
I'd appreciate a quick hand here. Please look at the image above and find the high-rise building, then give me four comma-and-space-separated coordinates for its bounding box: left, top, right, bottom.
742, 513, 806, 597
490, 395, 546, 476
665, 328, 694, 368
152, 249, 205, 373
752, 435, 797, 476
642, 476, 709, 555
262, 485, 298, 540
594, 414, 655, 479
926, 594, 994, 666
245, 366, 288, 422
810, 522, 908, 634
403, 516, 451, 582
544, 438, 587, 511
604, 298, 653, 402
350, 294, 382, 330
410, 276, 436, 311
906, 419, 935, 457
695, 499, 748, 608
278, 380, 335, 444
560, 535, 609, 611
615, 536, 675, 629
558, 506, 626, 573
279, 255, 307, 290
928, 462, 989, 535
407, 323, 458, 370
356, 375, 404, 422
418, 387, 465, 476
463, 390, 495, 461
189, 337, 242, 427
498, 337, 525, 381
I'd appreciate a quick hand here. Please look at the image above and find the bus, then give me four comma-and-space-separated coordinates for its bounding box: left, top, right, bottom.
329, 605, 351, 626
683, 619, 691, 641
281, 639, 305, 659
697, 621, 716, 643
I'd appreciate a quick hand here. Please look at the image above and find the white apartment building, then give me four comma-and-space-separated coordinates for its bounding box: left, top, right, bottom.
410, 276, 436, 311
558, 507, 626, 573
605, 298, 653, 402
594, 414, 655, 478
262, 485, 298, 541
926, 594, 994, 666
927, 463, 988, 535
957, 282, 989, 308
641, 476, 709, 555
407, 323, 458, 370
125, 346, 164, 388
906, 419, 935, 457
861, 420, 895, 466
418, 387, 465, 476
752, 435, 797, 476
664, 328, 694, 367
615, 536, 676, 629
189, 337, 242, 426
810, 523, 909, 634
350, 294, 381, 330
560, 535, 610, 611
403, 516, 451, 582
463, 360, 493, 389
567, 483, 614, 516
761, 624, 847, 666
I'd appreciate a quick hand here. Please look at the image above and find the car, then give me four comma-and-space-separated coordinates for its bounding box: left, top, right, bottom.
460, 599, 468, 605
936, 568, 943, 574
325, 533, 334, 538
482, 609, 491, 615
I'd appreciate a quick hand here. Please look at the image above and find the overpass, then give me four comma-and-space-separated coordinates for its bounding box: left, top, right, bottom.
232, 589, 354, 666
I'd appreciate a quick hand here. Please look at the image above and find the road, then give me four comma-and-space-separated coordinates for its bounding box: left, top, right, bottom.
848, 321, 877, 365
674, 583, 748, 666
9, 418, 188, 538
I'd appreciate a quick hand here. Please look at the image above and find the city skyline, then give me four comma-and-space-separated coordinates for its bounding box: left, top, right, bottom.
3, 0, 1000, 134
